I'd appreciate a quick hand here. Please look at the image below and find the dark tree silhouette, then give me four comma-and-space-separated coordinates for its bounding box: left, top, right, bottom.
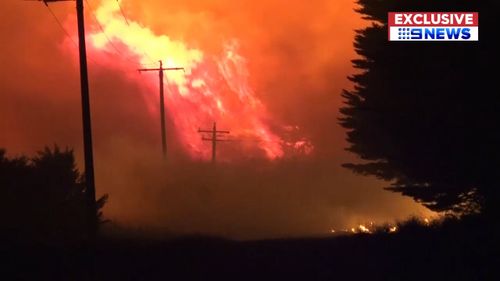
340, 0, 498, 215
0, 147, 107, 243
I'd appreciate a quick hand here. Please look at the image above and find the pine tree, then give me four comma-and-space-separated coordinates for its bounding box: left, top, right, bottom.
340, 0, 498, 215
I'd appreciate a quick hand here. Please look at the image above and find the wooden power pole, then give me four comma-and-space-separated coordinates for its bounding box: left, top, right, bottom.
138, 61, 184, 159
76, 0, 98, 234
31, 0, 98, 233
198, 122, 230, 163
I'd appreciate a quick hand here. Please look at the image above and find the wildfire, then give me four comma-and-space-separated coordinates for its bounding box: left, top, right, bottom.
82, 0, 312, 160
333, 216, 437, 236
358, 224, 371, 233
346, 224, 374, 234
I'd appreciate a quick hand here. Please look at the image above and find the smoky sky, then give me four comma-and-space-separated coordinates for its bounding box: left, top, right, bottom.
0, 0, 432, 239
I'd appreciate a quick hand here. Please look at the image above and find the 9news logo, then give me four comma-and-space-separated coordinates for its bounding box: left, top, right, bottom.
388, 12, 478, 41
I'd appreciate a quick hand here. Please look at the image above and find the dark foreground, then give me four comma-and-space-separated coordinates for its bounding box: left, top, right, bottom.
2, 217, 498, 281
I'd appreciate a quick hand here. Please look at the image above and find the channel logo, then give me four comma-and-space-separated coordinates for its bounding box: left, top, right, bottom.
388, 12, 478, 41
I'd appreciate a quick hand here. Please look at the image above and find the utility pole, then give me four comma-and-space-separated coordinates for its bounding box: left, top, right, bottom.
76, 0, 98, 236
138, 61, 184, 159
30, 0, 97, 234
198, 122, 230, 163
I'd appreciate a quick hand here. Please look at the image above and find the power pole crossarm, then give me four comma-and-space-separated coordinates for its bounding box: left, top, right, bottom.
198, 129, 230, 134
198, 122, 230, 164
138, 67, 184, 72
201, 137, 229, 141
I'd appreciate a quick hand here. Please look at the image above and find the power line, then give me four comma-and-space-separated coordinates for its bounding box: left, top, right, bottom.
113, 0, 155, 64
46, 4, 78, 49
45, 3, 102, 66
115, 0, 130, 26
84, 0, 141, 66
41, 0, 155, 67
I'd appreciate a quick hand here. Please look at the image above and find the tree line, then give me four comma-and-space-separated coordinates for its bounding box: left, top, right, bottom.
0, 147, 107, 243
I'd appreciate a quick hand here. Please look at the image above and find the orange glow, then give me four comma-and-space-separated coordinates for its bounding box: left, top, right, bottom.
86, 0, 312, 160
358, 224, 371, 233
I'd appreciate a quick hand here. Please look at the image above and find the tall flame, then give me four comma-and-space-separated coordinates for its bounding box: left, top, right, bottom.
86, 0, 312, 160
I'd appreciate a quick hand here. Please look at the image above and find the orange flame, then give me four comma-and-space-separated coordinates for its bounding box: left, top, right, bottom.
82, 0, 312, 160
